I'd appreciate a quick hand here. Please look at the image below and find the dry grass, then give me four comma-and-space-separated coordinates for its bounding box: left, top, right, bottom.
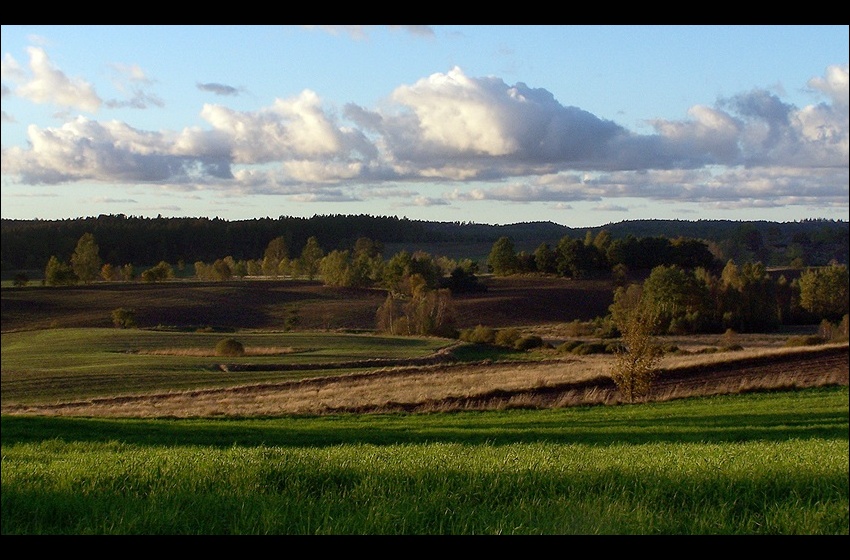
141, 346, 299, 357
7, 342, 846, 418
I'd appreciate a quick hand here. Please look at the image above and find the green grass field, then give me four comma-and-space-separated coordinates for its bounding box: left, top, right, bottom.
2, 387, 847, 534
1, 328, 454, 405
2, 280, 847, 534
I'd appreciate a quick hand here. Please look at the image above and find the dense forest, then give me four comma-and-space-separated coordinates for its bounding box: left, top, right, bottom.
1, 214, 847, 272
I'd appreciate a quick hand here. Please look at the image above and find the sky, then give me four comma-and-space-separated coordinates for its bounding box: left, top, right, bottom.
1, 25, 848, 228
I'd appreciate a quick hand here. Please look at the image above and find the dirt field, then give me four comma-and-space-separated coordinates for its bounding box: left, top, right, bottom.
0, 275, 615, 332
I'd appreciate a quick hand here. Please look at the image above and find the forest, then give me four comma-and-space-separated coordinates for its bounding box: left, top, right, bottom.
1, 214, 847, 272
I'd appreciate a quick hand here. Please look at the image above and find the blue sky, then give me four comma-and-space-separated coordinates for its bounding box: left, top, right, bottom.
1, 25, 847, 227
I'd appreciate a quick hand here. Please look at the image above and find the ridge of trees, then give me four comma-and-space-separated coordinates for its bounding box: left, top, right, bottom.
2, 214, 846, 271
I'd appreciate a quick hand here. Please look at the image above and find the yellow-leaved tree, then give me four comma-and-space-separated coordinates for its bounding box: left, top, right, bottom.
609, 283, 663, 403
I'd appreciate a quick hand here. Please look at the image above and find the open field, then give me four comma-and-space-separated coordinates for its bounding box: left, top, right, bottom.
2, 275, 847, 417
2, 276, 847, 535
2, 388, 848, 535
0, 275, 616, 333
1, 274, 846, 418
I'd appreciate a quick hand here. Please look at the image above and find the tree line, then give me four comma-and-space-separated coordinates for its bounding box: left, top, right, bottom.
2, 214, 846, 272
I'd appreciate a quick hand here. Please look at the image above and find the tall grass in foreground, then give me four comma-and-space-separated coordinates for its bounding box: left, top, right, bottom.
2, 388, 848, 535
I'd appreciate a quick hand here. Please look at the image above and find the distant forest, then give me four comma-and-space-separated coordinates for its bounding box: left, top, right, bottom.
1, 214, 847, 272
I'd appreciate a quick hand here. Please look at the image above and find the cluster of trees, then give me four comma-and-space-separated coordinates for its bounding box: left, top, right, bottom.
41, 233, 175, 287
487, 232, 718, 279
2, 214, 446, 271
38, 232, 482, 338
34, 227, 849, 340
608, 261, 849, 335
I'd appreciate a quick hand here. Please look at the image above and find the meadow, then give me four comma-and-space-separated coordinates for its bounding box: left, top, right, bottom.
2, 387, 848, 535
1, 277, 847, 534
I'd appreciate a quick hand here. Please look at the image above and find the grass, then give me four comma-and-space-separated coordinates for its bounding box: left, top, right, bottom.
1, 328, 453, 405
2, 387, 847, 534
2, 280, 846, 534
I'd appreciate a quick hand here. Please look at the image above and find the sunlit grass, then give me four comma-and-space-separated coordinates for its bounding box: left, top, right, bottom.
1, 328, 453, 405
2, 387, 847, 534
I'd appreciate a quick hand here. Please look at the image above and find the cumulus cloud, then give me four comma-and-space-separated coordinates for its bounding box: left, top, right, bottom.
1, 54, 847, 213
5, 47, 102, 112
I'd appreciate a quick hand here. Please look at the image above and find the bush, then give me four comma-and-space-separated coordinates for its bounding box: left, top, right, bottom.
215, 338, 245, 357
784, 335, 825, 347
556, 340, 584, 353
495, 328, 522, 348
514, 335, 544, 351
111, 308, 136, 329
460, 325, 497, 344
563, 319, 595, 337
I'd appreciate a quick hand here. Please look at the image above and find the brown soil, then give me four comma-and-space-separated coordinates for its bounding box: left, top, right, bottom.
1, 275, 615, 333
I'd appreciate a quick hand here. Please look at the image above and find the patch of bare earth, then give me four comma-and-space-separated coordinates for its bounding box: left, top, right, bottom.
3, 343, 846, 418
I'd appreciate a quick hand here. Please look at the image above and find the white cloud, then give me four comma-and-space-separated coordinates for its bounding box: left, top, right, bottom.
1, 57, 847, 214
10, 47, 102, 112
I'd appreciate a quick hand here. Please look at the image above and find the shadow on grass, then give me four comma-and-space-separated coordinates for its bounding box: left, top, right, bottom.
2, 387, 847, 449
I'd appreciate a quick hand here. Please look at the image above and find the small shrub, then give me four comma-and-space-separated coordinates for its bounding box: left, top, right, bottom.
784, 335, 825, 347
514, 335, 544, 351
495, 328, 522, 348
215, 338, 245, 357
111, 307, 136, 329
719, 328, 739, 347
819, 315, 850, 342
463, 325, 497, 344
556, 340, 583, 353
563, 319, 595, 337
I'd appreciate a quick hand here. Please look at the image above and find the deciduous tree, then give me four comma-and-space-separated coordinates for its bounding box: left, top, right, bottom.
70, 233, 102, 284
488, 236, 519, 276
798, 263, 849, 321
299, 236, 324, 280
44, 255, 77, 286
609, 284, 662, 403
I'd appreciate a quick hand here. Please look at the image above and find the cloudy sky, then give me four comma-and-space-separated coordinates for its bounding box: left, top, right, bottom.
1, 25, 847, 227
